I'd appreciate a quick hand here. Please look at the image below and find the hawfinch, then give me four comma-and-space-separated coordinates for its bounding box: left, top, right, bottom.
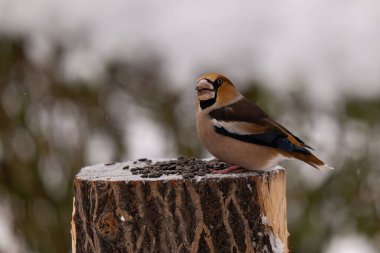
196, 73, 333, 173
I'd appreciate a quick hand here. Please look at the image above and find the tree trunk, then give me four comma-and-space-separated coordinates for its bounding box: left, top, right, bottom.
71, 160, 289, 253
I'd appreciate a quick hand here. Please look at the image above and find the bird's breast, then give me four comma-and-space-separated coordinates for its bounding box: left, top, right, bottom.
196, 111, 286, 170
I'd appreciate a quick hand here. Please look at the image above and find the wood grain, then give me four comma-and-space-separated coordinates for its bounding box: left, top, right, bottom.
71, 162, 288, 253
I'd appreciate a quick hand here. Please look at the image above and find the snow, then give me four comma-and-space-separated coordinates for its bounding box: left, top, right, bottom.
76, 161, 284, 182
261, 215, 268, 225
324, 234, 378, 253
76, 161, 179, 182
0, 199, 28, 253
269, 231, 285, 253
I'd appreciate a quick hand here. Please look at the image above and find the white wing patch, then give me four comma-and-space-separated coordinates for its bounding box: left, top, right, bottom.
212, 119, 251, 135
315, 164, 335, 171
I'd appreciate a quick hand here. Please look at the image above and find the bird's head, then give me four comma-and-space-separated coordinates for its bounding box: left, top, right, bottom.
196, 73, 240, 110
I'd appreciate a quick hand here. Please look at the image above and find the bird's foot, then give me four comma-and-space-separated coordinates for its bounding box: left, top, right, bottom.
210, 165, 243, 174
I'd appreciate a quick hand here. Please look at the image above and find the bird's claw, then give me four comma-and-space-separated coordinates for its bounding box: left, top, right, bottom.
210, 165, 243, 174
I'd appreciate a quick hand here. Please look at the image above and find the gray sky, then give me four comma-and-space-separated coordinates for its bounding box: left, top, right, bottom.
1, 0, 380, 103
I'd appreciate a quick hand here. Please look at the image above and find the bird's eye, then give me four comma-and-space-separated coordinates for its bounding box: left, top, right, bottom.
216, 78, 223, 85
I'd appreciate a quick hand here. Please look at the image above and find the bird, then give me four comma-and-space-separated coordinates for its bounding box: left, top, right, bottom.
195, 73, 334, 173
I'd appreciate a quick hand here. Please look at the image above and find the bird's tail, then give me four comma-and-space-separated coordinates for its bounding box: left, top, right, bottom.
292, 152, 334, 171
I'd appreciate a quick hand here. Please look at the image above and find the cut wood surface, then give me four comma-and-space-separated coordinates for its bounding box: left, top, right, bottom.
71, 159, 289, 253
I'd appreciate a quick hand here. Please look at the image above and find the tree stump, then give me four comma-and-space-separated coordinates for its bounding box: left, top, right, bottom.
71, 158, 289, 253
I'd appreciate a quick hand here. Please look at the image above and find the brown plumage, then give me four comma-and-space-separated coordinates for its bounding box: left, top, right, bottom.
195, 73, 333, 171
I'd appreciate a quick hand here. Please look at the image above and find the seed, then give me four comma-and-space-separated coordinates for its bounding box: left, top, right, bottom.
122, 159, 232, 178
148, 172, 163, 178
182, 173, 195, 179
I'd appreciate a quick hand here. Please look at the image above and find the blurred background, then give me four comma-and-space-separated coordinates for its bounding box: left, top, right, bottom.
0, 0, 379, 252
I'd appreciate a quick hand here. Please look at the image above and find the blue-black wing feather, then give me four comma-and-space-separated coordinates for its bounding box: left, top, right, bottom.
210, 98, 312, 154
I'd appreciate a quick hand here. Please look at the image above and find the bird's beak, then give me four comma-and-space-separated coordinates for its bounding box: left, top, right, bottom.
196, 79, 215, 100
196, 79, 214, 94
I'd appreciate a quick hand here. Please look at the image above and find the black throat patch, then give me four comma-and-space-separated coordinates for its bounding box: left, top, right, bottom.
199, 97, 216, 110
198, 78, 222, 110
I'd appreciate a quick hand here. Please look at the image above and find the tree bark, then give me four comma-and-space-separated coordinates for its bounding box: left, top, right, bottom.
71, 161, 289, 253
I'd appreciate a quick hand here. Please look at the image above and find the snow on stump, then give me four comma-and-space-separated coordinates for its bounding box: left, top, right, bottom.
71, 158, 289, 253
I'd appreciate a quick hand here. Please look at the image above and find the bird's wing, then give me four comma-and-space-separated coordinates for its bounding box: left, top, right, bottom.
209, 98, 312, 154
